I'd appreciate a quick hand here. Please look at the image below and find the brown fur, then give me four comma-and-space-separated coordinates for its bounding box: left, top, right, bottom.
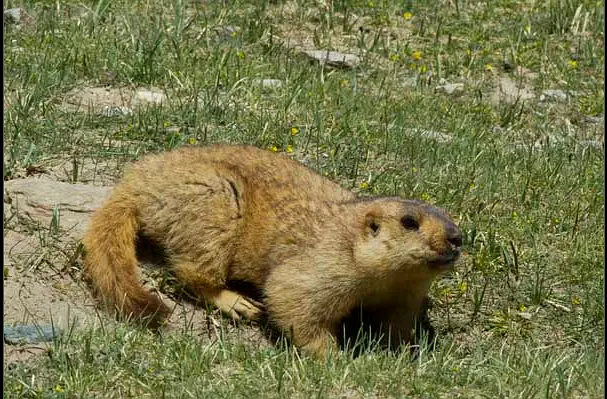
82, 144, 461, 358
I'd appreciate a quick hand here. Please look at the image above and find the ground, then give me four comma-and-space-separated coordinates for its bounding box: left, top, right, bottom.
3, 1, 604, 397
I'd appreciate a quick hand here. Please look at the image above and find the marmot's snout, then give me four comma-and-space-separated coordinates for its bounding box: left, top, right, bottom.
419, 206, 462, 268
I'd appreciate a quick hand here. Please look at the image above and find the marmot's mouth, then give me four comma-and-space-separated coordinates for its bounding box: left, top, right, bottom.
428, 250, 460, 269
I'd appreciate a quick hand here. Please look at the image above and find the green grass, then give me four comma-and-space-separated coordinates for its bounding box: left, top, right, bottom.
3, 0, 604, 397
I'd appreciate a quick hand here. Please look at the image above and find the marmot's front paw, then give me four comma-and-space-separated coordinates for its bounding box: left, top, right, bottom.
214, 289, 263, 321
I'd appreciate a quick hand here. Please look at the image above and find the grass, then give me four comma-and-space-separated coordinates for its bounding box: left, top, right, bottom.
3, 0, 604, 397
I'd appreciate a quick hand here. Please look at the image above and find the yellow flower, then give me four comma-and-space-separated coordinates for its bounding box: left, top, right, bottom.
188, 137, 197, 145
458, 281, 467, 293
485, 64, 493, 72
412, 50, 422, 61
412, 167, 418, 173
54, 385, 65, 393
389, 54, 400, 62
237, 50, 245, 59
418, 65, 427, 73
360, 181, 369, 189
291, 127, 299, 136
403, 12, 413, 20
270, 146, 278, 152
286, 145, 293, 153
572, 296, 581, 305
512, 211, 519, 220
519, 304, 527, 312
163, 121, 171, 128
568, 60, 578, 69
421, 192, 431, 201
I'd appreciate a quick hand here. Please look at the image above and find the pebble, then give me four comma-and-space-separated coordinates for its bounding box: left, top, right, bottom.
101, 106, 133, 117
301, 50, 360, 69
436, 81, 464, 95
4, 8, 22, 24
539, 89, 572, 102
254, 79, 283, 88
134, 89, 166, 105
4, 325, 61, 345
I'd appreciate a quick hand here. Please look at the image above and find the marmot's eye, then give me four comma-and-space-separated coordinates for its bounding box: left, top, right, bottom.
401, 216, 419, 230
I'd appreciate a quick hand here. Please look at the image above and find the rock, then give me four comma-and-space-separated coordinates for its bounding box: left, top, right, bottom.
582, 115, 604, 125
4, 177, 112, 238
133, 89, 165, 105
62, 87, 132, 113
436, 81, 464, 95
254, 79, 283, 88
578, 140, 603, 150
4, 325, 62, 345
405, 128, 452, 143
539, 89, 572, 102
490, 76, 535, 105
4, 201, 14, 222
101, 106, 133, 117
301, 50, 360, 69
215, 25, 241, 41
4, 8, 22, 24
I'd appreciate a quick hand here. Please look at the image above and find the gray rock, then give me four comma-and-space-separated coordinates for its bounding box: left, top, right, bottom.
490, 76, 535, 105
101, 106, 133, 117
302, 50, 360, 69
578, 140, 603, 150
582, 115, 604, 125
436, 81, 464, 95
4, 177, 112, 238
539, 89, 572, 102
4, 8, 22, 24
4, 325, 62, 345
133, 89, 165, 105
254, 79, 283, 88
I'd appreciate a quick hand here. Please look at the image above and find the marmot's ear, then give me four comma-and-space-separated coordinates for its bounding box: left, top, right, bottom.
365, 212, 381, 237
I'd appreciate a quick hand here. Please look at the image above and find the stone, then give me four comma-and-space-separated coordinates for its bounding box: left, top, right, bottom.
490, 76, 535, 105
4, 8, 22, 24
582, 115, 604, 125
133, 89, 166, 105
539, 89, 572, 102
62, 87, 132, 113
254, 79, 283, 88
4, 325, 62, 345
301, 50, 360, 69
436, 81, 464, 95
4, 177, 112, 238
101, 106, 133, 117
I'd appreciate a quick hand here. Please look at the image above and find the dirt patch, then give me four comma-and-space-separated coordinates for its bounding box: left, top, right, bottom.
3, 172, 271, 365
60, 86, 166, 115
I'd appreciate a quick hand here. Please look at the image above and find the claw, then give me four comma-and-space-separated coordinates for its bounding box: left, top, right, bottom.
213, 290, 262, 321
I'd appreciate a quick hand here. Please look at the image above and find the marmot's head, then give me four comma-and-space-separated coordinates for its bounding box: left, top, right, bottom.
353, 198, 462, 279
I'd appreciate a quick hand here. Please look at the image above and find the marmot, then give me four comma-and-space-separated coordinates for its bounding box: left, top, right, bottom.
82, 144, 462, 358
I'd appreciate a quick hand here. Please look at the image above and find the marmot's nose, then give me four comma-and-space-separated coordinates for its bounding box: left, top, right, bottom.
446, 224, 462, 248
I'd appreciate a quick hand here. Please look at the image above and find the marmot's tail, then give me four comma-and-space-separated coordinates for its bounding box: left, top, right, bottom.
83, 193, 170, 329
